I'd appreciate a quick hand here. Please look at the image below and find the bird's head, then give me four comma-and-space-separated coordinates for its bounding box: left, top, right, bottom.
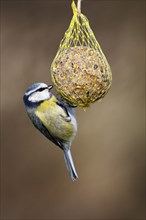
23, 82, 53, 109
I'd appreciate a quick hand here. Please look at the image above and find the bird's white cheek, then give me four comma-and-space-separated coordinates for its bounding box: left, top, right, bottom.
28, 90, 50, 102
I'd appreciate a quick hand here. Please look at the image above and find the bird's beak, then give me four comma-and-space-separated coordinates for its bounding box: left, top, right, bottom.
48, 85, 53, 90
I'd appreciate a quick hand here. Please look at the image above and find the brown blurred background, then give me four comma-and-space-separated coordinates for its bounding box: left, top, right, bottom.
1, 0, 145, 219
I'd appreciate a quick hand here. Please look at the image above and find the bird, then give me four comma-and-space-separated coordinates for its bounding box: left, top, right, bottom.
23, 82, 78, 181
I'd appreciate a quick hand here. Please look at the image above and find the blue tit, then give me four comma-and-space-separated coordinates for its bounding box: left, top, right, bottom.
23, 82, 78, 181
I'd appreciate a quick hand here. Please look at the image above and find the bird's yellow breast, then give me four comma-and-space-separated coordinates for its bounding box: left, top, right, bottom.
35, 98, 75, 141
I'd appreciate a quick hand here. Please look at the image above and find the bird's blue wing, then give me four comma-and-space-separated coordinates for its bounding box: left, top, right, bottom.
56, 97, 76, 122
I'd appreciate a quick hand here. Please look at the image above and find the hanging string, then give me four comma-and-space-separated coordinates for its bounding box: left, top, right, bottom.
77, 0, 82, 13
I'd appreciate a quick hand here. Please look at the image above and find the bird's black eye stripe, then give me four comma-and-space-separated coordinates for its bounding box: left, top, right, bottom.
37, 87, 47, 92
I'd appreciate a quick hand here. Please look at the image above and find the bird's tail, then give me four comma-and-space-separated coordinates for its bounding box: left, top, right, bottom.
64, 149, 78, 181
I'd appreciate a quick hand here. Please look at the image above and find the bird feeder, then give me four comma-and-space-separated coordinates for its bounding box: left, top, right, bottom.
51, 0, 112, 107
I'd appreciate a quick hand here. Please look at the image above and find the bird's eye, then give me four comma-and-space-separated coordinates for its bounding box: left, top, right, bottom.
37, 88, 45, 92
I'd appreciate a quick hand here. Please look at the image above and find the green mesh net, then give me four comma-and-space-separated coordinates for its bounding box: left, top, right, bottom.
51, 1, 112, 107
